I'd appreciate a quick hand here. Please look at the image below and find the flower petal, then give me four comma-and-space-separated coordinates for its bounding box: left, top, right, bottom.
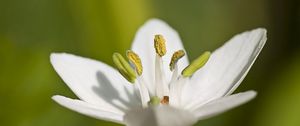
50, 53, 140, 114
183, 28, 266, 108
193, 91, 256, 120
52, 95, 124, 124
131, 19, 189, 95
124, 106, 197, 126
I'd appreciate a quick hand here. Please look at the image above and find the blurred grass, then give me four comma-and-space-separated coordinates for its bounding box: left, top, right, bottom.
0, 0, 299, 126
250, 53, 300, 126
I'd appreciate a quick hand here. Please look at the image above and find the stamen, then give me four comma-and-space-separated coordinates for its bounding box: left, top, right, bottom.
126, 50, 143, 76
169, 50, 185, 71
169, 50, 185, 107
161, 96, 169, 105
155, 55, 168, 98
169, 64, 179, 106
136, 76, 150, 108
125, 51, 150, 107
154, 34, 167, 57
154, 35, 168, 98
170, 64, 179, 84
170, 76, 187, 108
112, 53, 136, 83
125, 50, 149, 107
182, 51, 211, 77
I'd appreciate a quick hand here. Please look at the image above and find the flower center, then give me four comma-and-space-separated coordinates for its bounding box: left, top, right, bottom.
112, 34, 211, 108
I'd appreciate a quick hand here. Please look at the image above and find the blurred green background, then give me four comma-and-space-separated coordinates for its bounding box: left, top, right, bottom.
0, 0, 299, 126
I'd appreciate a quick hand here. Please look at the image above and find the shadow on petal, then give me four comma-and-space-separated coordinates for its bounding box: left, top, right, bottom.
92, 71, 140, 112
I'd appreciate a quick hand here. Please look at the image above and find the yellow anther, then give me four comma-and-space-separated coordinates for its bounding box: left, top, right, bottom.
126, 50, 143, 76
154, 34, 167, 57
182, 51, 211, 77
169, 50, 185, 71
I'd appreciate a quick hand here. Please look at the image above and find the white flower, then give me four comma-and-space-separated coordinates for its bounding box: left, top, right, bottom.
50, 19, 267, 126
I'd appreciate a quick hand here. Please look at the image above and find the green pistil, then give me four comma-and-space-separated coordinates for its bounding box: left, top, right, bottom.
148, 96, 161, 106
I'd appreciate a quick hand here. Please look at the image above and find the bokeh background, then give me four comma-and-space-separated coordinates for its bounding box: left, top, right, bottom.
1, 0, 299, 126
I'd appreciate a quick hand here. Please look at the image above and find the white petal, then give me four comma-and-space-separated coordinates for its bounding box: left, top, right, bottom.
52, 95, 124, 124
183, 28, 266, 108
193, 91, 256, 120
131, 19, 189, 95
124, 106, 197, 126
50, 53, 140, 114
